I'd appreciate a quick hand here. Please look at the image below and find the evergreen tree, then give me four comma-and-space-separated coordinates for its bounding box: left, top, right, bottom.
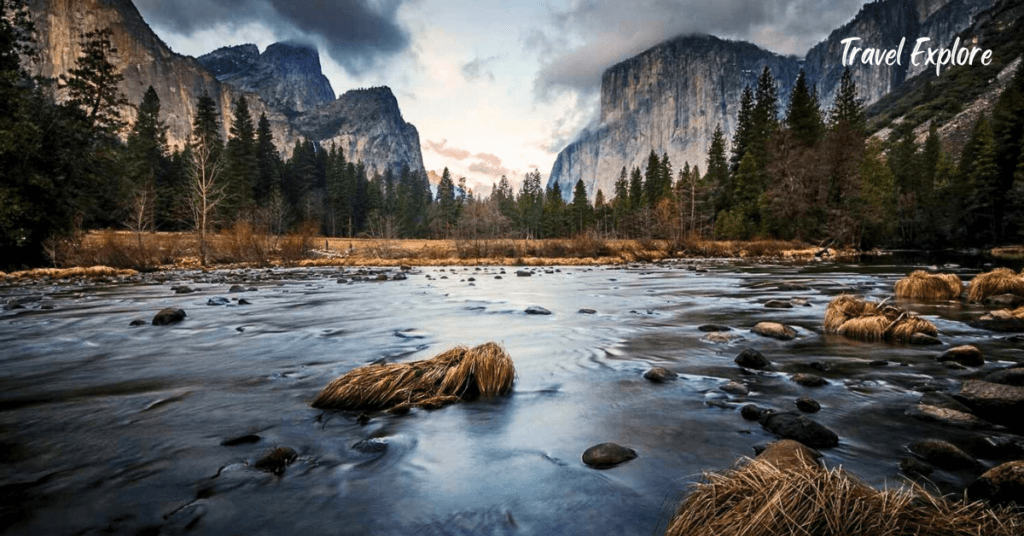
613, 167, 629, 232
643, 150, 662, 208
960, 115, 1000, 243
192, 91, 223, 160
542, 182, 566, 237
125, 86, 167, 232
224, 96, 257, 218
829, 67, 864, 133
570, 179, 592, 235
786, 69, 823, 146
61, 27, 129, 135
628, 166, 643, 212
517, 170, 544, 238
707, 124, 730, 215
750, 66, 779, 168
254, 112, 281, 207
888, 123, 920, 244
434, 167, 457, 236
730, 86, 755, 175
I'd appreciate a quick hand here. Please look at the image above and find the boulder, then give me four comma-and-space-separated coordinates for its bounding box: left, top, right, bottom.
229, 285, 246, 293
759, 411, 839, 449
734, 349, 771, 370
578, 308, 597, 314
795, 397, 820, 413
721, 381, 749, 396
984, 366, 1024, 387
152, 308, 186, 326
763, 300, 793, 309
352, 438, 388, 454
207, 297, 230, 306
909, 333, 942, 345
525, 306, 552, 315
129, 319, 147, 327
582, 442, 637, 469
969, 310, 1024, 332
955, 380, 1024, 426
905, 404, 990, 429
968, 461, 1024, 507
908, 439, 978, 470
643, 367, 677, 383
936, 345, 984, 367
740, 404, 769, 421
516, 270, 532, 277
702, 332, 743, 344
919, 392, 974, 414
792, 373, 828, 387
983, 294, 1024, 308
750, 322, 797, 340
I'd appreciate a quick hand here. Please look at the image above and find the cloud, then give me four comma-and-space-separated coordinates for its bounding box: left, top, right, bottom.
134, 0, 410, 74
530, 0, 868, 98
461, 56, 498, 82
425, 139, 471, 160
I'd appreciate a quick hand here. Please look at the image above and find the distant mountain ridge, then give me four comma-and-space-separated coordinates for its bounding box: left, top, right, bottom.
25, 0, 424, 180
548, 0, 997, 199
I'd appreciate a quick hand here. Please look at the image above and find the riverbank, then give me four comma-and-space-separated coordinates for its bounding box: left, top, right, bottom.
11, 230, 860, 276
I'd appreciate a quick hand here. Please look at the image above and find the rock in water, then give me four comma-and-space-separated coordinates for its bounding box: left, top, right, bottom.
721, 381, 749, 396
795, 397, 820, 413
909, 333, 942, 345
741, 404, 769, 421
905, 404, 990, 429
955, 380, 1024, 426
698, 324, 732, 332
525, 306, 552, 315
207, 297, 230, 306
936, 345, 984, 367
734, 349, 771, 370
759, 412, 839, 449
152, 308, 186, 326
763, 300, 793, 309
984, 366, 1024, 387
578, 308, 597, 314
968, 461, 1024, 507
643, 367, 677, 383
750, 322, 797, 340
908, 439, 978, 470
582, 443, 637, 469
516, 270, 532, 277
792, 373, 827, 387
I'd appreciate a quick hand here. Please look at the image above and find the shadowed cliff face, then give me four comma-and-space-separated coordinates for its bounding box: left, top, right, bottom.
26, 0, 424, 180
548, 0, 995, 200
198, 42, 336, 114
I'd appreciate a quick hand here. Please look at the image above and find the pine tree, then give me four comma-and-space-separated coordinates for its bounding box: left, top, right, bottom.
628, 166, 643, 212
960, 115, 1000, 243
786, 69, 823, 146
707, 124, 730, 214
224, 96, 257, 218
750, 66, 779, 168
125, 86, 167, 233
254, 112, 280, 207
192, 91, 223, 160
570, 179, 592, 235
543, 181, 566, 237
61, 27, 129, 135
730, 86, 755, 175
643, 150, 662, 208
829, 67, 864, 133
434, 167, 457, 236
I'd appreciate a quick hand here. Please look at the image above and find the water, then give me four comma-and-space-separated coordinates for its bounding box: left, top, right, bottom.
0, 260, 1021, 535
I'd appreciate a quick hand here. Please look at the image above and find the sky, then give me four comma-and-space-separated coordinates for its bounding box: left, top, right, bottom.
133, 0, 872, 195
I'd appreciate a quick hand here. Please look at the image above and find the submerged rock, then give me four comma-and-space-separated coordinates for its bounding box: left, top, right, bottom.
905, 404, 990, 429
352, 438, 388, 454
750, 322, 797, 340
698, 324, 732, 332
795, 397, 820, 413
792, 373, 827, 387
763, 300, 793, 309
221, 434, 261, 446
578, 308, 596, 314
759, 412, 839, 449
525, 306, 552, 315
955, 380, 1024, 426
909, 333, 942, 345
582, 442, 637, 469
968, 461, 1024, 507
908, 439, 978, 470
741, 404, 769, 421
937, 345, 984, 367
721, 381, 749, 396
734, 349, 771, 370
129, 319, 147, 327
152, 308, 186, 326
643, 367, 677, 383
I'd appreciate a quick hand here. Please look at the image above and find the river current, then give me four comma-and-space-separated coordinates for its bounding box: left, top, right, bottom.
0, 259, 1021, 535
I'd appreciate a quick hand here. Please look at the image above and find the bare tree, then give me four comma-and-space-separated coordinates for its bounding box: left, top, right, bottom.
125, 181, 154, 249
187, 142, 227, 266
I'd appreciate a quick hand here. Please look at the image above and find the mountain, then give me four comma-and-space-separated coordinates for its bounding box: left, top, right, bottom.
548, 0, 996, 199
25, 0, 424, 180
198, 42, 335, 115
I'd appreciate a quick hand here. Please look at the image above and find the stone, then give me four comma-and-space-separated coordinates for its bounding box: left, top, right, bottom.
750, 322, 797, 340
955, 380, 1024, 426
698, 324, 731, 332
237, 299, 251, 305
740, 404, 769, 421
869, 360, 890, 367
643, 367, 677, 383
792, 373, 827, 387
969, 311, 1024, 332
393, 273, 407, 281
229, 285, 246, 293
899, 457, 935, 477
129, 319, 147, 327
908, 439, 978, 470
220, 434, 261, 446
578, 308, 596, 314
153, 308, 186, 326
763, 300, 793, 309
968, 461, 1024, 507
207, 297, 230, 306
516, 270, 532, 277
759, 412, 839, 449
721, 381, 749, 396
336, 278, 349, 284
254, 446, 298, 475
795, 397, 820, 413
905, 404, 990, 429
984, 366, 1024, 387
702, 332, 742, 344
909, 333, 942, 345
919, 392, 973, 414
525, 306, 552, 315
936, 345, 984, 367
352, 438, 388, 454
375, 274, 388, 281
582, 442, 637, 469
735, 349, 771, 370
173, 286, 194, 294
983, 294, 1024, 308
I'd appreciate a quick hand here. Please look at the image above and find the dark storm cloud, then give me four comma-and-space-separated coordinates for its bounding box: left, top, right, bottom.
134, 0, 410, 74
531, 0, 869, 98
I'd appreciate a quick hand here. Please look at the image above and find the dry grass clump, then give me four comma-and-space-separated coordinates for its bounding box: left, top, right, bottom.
967, 268, 1024, 303
825, 295, 937, 343
895, 271, 963, 300
664, 444, 1024, 536
311, 342, 515, 412
0, 265, 138, 280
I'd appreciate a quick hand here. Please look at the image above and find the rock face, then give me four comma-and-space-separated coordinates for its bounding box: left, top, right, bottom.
26, 0, 425, 181
547, 0, 994, 198
198, 42, 335, 114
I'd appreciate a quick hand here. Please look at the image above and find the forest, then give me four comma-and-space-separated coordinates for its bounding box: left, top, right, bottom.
3, 0, 1024, 269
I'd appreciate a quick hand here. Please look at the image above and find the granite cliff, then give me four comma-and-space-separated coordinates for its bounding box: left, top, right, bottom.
25, 0, 424, 180
548, 0, 996, 199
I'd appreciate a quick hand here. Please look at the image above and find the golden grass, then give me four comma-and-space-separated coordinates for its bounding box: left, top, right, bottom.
967, 268, 1024, 303
825, 295, 937, 343
311, 342, 515, 412
894, 271, 963, 300
0, 265, 138, 280
664, 441, 1024, 536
